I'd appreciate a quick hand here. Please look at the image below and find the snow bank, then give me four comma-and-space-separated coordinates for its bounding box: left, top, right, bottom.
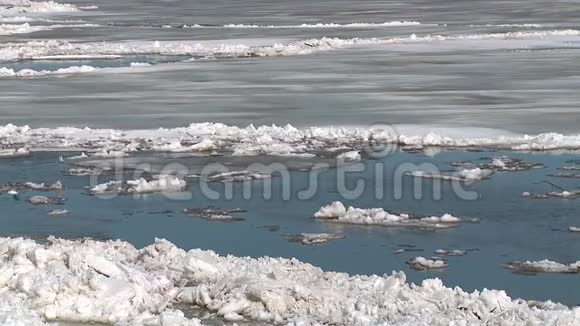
1, 237, 578, 325
90, 175, 187, 195
0, 237, 201, 325
2, 123, 580, 155
314, 201, 475, 229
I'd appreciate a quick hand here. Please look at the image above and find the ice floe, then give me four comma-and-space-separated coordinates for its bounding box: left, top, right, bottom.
27, 195, 64, 205
183, 207, 246, 222
336, 150, 361, 161
434, 249, 467, 256
204, 171, 272, 183
522, 190, 580, 200
314, 201, 476, 229
47, 208, 69, 216
1, 237, 578, 325
285, 233, 344, 245
408, 167, 493, 182
0, 181, 63, 193
89, 175, 187, 195
406, 257, 448, 271
506, 260, 580, 274
569, 227, 580, 233
481, 156, 544, 171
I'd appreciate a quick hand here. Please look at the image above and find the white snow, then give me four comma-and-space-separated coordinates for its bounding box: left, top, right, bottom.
569, 227, 580, 233
0, 237, 578, 325
90, 175, 187, 195
314, 201, 473, 229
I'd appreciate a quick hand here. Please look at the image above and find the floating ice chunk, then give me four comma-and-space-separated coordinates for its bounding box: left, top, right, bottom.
407, 257, 447, 270
506, 260, 580, 274
481, 156, 544, 171
314, 201, 475, 229
7, 189, 18, 196
522, 190, 580, 199
206, 170, 272, 182
27, 195, 64, 205
408, 168, 493, 182
63, 167, 107, 176
337, 150, 361, 161
285, 233, 344, 245
569, 227, 580, 233
435, 249, 466, 256
1, 181, 63, 192
90, 175, 187, 195
549, 173, 580, 179
0, 147, 30, 158
560, 166, 580, 171
47, 209, 69, 216
183, 207, 246, 222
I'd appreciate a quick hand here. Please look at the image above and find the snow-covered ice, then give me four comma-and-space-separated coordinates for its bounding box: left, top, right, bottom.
90, 175, 187, 195
285, 233, 344, 245
409, 168, 493, 182
27, 195, 64, 205
506, 260, 580, 274
314, 201, 476, 229
0, 237, 579, 325
407, 257, 448, 270
2, 123, 580, 156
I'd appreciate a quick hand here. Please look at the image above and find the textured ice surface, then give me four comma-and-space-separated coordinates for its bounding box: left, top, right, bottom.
1, 237, 578, 325
506, 260, 580, 274
314, 201, 475, 229
90, 175, 187, 195
1, 123, 580, 156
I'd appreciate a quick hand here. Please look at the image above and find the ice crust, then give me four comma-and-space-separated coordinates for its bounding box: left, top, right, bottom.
2, 123, 580, 155
0, 237, 579, 325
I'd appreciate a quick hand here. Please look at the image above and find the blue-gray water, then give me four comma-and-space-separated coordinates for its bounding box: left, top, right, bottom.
1, 150, 579, 305
1, 0, 580, 133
